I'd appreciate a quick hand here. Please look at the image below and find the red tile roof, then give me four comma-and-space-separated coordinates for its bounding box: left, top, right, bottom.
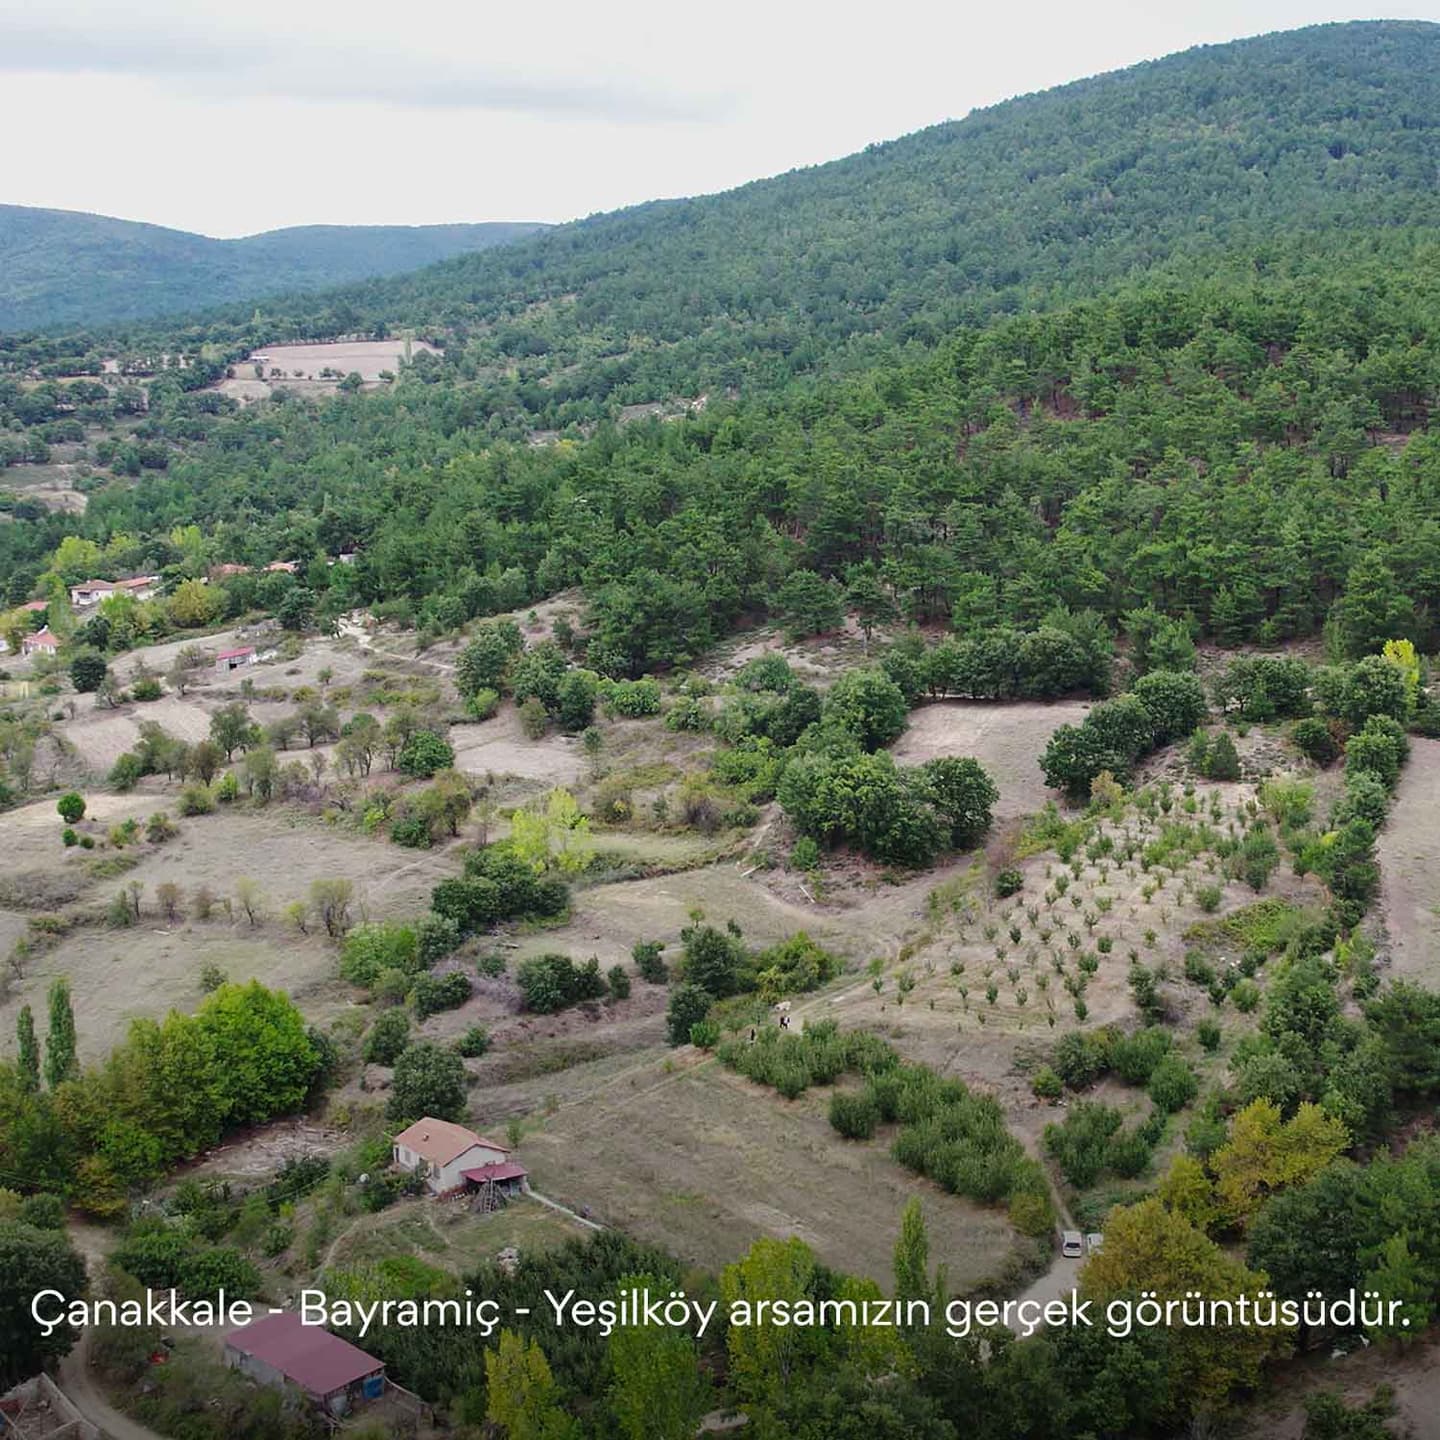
226, 1311, 382, 1398
461, 1161, 528, 1184
392, 1117, 509, 1166
216, 646, 256, 661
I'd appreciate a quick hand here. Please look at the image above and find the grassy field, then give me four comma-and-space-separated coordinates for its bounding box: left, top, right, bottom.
518, 1052, 1019, 1289
325, 1195, 588, 1276
890, 699, 1094, 818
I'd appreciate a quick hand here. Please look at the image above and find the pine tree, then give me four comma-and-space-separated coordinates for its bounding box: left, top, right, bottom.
15, 1005, 39, 1093
43, 978, 77, 1090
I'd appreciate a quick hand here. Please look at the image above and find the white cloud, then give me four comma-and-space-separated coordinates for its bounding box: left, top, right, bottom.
1, 0, 1434, 236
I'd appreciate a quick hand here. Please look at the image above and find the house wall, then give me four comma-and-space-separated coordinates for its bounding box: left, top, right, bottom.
395, 1141, 508, 1193
437, 1143, 508, 1192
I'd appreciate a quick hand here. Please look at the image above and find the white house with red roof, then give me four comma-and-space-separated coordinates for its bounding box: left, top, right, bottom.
69, 579, 116, 608
21, 627, 60, 657
69, 575, 160, 607
391, 1117, 525, 1196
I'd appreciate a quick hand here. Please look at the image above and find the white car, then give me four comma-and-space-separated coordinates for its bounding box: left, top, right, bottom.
1086, 1232, 1104, 1256
1061, 1230, 1083, 1259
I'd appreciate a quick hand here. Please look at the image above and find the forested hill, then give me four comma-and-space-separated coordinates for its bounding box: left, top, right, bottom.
69, 19, 1440, 423
0, 209, 547, 330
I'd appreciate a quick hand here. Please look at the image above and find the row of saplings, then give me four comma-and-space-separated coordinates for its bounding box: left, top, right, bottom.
715, 1020, 1056, 1239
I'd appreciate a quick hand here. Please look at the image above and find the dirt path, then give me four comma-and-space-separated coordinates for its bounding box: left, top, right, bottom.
1377, 737, 1440, 984
59, 1331, 169, 1440
527, 1188, 604, 1232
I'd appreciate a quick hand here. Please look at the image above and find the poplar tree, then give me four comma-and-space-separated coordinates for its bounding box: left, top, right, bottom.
43, 978, 77, 1090
15, 1006, 39, 1093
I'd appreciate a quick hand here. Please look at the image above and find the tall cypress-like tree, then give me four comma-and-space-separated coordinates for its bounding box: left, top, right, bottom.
43, 978, 77, 1090
15, 1005, 39, 1093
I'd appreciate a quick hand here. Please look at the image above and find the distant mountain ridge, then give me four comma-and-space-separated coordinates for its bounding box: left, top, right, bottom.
0, 207, 548, 330
104, 18, 1439, 422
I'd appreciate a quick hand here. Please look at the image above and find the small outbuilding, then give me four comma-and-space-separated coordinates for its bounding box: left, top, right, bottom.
224, 1311, 384, 1418
215, 645, 257, 674
392, 1117, 516, 1195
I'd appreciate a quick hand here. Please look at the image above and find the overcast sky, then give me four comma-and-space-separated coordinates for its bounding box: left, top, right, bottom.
3, 0, 1436, 236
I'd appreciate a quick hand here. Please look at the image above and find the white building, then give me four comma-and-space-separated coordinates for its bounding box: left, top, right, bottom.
391, 1118, 514, 1195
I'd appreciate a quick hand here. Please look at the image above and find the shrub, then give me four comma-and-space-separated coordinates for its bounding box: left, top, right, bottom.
1044, 1101, 1123, 1188
56, 792, 86, 824
689, 1019, 722, 1049
177, 784, 216, 817
466, 687, 501, 720
340, 922, 421, 988
390, 815, 433, 848
1345, 714, 1408, 791
667, 985, 712, 1045
1291, 717, 1339, 766
1197, 1018, 1221, 1051
1333, 770, 1390, 829
397, 730, 454, 778
1195, 884, 1223, 913
1031, 1066, 1063, 1101
607, 965, 631, 1000
109, 752, 143, 791
1110, 1027, 1171, 1085
415, 913, 461, 965
1232, 979, 1262, 1013
1052, 1030, 1111, 1090
633, 940, 668, 983
789, 836, 821, 872
1206, 731, 1242, 781
994, 867, 1024, 898
1106, 1129, 1153, 1178
829, 1091, 879, 1139
413, 970, 472, 1019
606, 678, 663, 717
518, 696, 549, 739
61, 827, 79, 847
1147, 1054, 1199, 1112
363, 1009, 410, 1066
454, 1025, 490, 1058
515, 953, 605, 1013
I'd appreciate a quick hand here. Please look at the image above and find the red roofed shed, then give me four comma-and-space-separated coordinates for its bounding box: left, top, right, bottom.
224, 1311, 384, 1417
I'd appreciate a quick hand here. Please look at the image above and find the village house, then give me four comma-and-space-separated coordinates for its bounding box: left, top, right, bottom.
224, 1312, 384, 1418
265, 560, 299, 574
19, 599, 48, 613
215, 645, 258, 675
21, 627, 60, 658
68, 575, 160, 607
391, 1117, 526, 1196
114, 574, 160, 600
68, 579, 115, 608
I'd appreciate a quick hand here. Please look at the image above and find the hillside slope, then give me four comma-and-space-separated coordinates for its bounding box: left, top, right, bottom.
111, 19, 1440, 421
0, 208, 547, 330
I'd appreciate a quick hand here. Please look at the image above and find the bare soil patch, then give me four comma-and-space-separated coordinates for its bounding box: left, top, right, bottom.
890, 700, 1094, 818
451, 705, 584, 785
214, 339, 441, 400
